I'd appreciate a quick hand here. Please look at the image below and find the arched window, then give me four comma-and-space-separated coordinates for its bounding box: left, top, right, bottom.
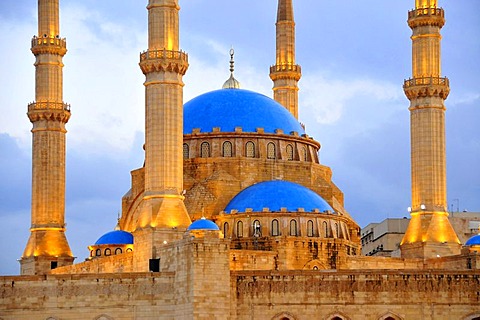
246, 141, 255, 158
95, 249, 101, 256
90, 250, 94, 257
253, 220, 261, 237
267, 142, 276, 159
286, 144, 294, 160
302, 146, 308, 161
323, 221, 328, 237
222, 141, 233, 157
104, 248, 111, 256
183, 143, 189, 159
223, 222, 229, 238
307, 220, 314, 237
126, 248, 133, 252
335, 223, 339, 238
272, 219, 280, 236
289, 220, 298, 236
201, 142, 210, 158
115, 248, 123, 255
237, 221, 244, 238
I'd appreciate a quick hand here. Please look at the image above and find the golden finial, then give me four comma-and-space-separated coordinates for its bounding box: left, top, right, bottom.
222, 48, 241, 89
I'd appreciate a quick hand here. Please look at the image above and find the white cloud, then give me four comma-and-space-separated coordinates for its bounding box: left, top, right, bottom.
300, 73, 402, 127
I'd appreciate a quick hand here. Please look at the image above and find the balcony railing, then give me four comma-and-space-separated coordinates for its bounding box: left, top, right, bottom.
403, 76, 449, 88
408, 8, 444, 19
28, 102, 71, 112
140, 49, 188, 62
31, 35, 67, 48
270, 63, 301, 73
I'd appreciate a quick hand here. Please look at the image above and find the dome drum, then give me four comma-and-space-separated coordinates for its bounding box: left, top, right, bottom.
183, 133, 319, 163
216, 212, 352, 240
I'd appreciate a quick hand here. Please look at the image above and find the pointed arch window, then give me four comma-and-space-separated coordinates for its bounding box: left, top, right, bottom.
183, 143, 189, 159
222, 141, 233, 157
223, 222, 229, 238
246, 141, 255, 158
115, 248, 123, 255
201, 142, 210, 158
307, 220, 314, 237
104, 248, 111, 256
289, 220, 298, 236
237, 221, 244, 238
272, 219, 280, 236
286, 144, 294, 160
267, 142, 276, 159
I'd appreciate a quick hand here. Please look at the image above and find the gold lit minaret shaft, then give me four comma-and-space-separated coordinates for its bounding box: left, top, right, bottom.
270, 0, 301, 119
400, 0, 460, 258
135, 0, 191, 232
21, 0, 74, 275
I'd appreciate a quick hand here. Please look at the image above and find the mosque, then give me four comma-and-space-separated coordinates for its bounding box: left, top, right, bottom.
1, 0, 479, 319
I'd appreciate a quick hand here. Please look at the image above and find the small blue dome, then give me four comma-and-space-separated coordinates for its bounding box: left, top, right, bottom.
183, 89, 305, 135
95, 230, 134, 245
188, 218, 220, 231
465, 234, 480, 246
224, 180, 334, 213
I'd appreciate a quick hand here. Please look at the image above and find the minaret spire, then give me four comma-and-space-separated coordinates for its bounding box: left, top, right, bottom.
400, 0, 460, 258
21, 0, 74, 275
270, 0, 301, 119
131, 0, 191, 269
222, 48, 241, 89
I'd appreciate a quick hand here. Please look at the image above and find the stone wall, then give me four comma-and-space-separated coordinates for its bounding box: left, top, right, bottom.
0, 273, 176, 319
233, 270, 480, 320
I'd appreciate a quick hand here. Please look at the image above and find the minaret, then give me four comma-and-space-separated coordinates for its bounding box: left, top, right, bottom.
133, 0, 191, 268
269, 0, 301, 119
400, 0, 460, 259
20, 0, 74, 275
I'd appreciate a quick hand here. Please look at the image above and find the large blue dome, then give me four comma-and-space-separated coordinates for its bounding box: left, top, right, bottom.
183, 89, 305, 135
95, 230, 134, 245
465, 234, 480, 246
224, 180, 334, 213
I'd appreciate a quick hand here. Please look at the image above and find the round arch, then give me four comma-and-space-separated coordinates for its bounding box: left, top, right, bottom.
463, 314, 480, 320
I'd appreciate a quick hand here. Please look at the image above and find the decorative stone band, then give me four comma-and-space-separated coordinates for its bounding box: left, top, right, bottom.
27, 103, 71, 124
30, 226, 66, 232
31, 36, 67, 56
403, 76, 450, 100
408, 8, 445, 28
139, 49, 189, 75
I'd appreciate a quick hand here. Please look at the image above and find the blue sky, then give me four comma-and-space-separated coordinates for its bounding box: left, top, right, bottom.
0, 0, 478, 275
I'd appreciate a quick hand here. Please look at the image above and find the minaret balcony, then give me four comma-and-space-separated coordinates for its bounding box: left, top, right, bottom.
403, 76, 450, 100
139, 49, 189, 75
408, 8, 445, 28
270, 64, 301, 74
27, 102, 71, 123
31, 36, 67, 56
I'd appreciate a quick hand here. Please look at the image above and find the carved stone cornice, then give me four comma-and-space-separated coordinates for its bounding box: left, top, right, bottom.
27, 102, 71, 123
403, 77, 450, 100
408, 8, 445, 28
31, 36, 67, 56
139, 49, 189, 75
